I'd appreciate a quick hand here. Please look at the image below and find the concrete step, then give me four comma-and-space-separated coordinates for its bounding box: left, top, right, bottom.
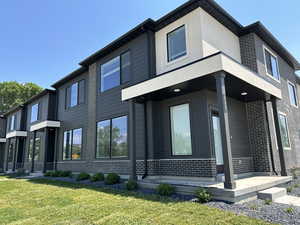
257, 187, 287, 201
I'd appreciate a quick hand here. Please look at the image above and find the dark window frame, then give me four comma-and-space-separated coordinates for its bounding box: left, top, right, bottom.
65, 79, 85, 110
63, 128, 83, 161
168, 102, 193, 157
30, 103, 40, 123
99, 50, 131, 93
167, 25, 187, 62
95, 115, 128, 160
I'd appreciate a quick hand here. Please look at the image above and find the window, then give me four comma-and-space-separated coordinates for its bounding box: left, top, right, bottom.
167, 25, 187, 62
170, 104, 192, 155
96, 116, 128, 158
66, 80, 85, 109
288, 82, 298, 107
100, 52, 131, 92
264, 48, 280, 80
9, 115, 16, 131
28, 137, 41, 162
278, 113, 291, 149
63, 128, 82, 160
31, 103, 39, 123
7, 142, 14, 163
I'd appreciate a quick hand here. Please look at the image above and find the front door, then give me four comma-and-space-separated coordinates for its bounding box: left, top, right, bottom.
212, 112, 224, 174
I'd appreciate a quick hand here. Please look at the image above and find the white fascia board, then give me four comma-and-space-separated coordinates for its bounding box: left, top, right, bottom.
0, 138, 6, 143
220, 54, 282, 99
122, 54, 223, 101
30, 120, 61, 132
6, 131, 27, 139
121, 53, 282, 101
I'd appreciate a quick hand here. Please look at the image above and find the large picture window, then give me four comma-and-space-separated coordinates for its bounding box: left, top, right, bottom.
28, 137, 41, 161
288, 82, 298, 107
66, 80, 85, 109
63, 128, 82, 160
264, 48, 280, 81
167, 25, 187, 62
278, 113, 291, 149
100, 52, 131, 92
31, 103, 39, 123
170, 104, 192, 155
96, 116, 128, 158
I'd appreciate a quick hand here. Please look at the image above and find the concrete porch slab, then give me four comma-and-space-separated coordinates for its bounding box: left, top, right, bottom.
139, 176, 292, 203
275, 195, 300, 207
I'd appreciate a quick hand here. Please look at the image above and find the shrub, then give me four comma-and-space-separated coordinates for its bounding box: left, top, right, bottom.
294, 184, 300, 188
291, 168, 298, 179
195, 188, 212, 203
16, 168, 27, 177
285, 207, 294, 215
44, 171, 54, 177
105, 173, 120, 185
76, 172, 90, 181
59, 171, 72, 177
90, 173, 105, 182
156, 184, 175, 196
126, 180, 138, 191
264, 199, 272, 205
51, 171, 62, 177
287, 186, 293, 193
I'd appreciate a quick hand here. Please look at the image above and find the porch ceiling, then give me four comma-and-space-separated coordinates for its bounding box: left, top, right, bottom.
122, 52, 282, 102
6, 131, 27, 139
0, 138, 6, 143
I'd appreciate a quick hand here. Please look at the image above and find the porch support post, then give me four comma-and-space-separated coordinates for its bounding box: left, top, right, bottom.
43, 128, 49, 173
271, 97, 288, 176
215, 72, 236, 189
129, 99, 137, 180
31, 131, 36, 173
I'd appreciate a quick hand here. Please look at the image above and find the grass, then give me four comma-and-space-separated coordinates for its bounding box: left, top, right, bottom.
0, 176, 272, 225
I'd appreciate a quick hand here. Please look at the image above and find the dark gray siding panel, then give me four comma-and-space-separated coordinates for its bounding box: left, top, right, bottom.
0, 118, 6, 137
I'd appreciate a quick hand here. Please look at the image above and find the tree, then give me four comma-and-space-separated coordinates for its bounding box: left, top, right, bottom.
0, 81, 43, 114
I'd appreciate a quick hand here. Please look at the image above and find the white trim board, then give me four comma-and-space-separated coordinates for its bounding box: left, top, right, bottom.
121, 53, 282, 101
0, 138, 6, 143
30, 120, 61, 132
6, 131, 27, 139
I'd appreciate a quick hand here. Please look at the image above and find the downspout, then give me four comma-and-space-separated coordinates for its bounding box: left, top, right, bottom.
264, 100, 278, 175
142, 102, 148, 179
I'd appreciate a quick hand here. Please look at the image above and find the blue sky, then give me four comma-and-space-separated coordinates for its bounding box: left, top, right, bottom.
0, 0, 299, 88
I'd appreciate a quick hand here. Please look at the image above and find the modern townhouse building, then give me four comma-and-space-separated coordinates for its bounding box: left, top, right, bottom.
0, 116, 7, 172
22, 89, 59, 173
3, 106, 27, 172
1, 0, 299, 199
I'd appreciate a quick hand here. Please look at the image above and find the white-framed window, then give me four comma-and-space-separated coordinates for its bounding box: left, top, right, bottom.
170, 103, 192, 156
31, 103, 39, 123
278, 112, 291, 150
167, 25, 187, 62
287, 81, 298, 107
263, 46, 280, 81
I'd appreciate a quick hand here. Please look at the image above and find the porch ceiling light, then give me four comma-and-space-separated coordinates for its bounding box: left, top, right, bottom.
173, 88, 181, 93
241, 92, 248, 96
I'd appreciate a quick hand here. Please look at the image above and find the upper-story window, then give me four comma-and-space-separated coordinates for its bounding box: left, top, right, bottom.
66, 80, 85, 109
9, 114, 16, 131
31, 103, 39, 123
288, 81, 298, 107
264, 47, 280, 81
167, 25, 187, 62
100, 51, 131, 92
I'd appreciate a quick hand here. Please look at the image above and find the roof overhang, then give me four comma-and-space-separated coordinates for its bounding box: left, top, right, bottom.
0, 138, 6, 143
122, 52, 282, 101
30, 120, 61, 132
6, 131, 27, 139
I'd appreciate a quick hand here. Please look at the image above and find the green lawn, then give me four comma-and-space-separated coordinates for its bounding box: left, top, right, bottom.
0, 176, 271, 225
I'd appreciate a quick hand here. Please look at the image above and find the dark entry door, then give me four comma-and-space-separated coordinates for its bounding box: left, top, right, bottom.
212, 112, 224, 174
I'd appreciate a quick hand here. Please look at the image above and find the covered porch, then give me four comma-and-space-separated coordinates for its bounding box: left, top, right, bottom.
122, 52, 288, 190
